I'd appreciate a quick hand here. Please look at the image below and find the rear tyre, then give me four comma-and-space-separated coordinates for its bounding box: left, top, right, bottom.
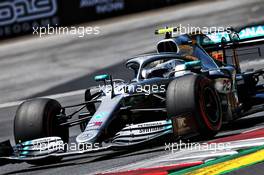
14, 98, 69, 165
166, 74, 222, 138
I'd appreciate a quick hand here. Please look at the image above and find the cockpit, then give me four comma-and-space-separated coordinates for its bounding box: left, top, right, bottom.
126, 34, 219, 81
157, 34, 219, 69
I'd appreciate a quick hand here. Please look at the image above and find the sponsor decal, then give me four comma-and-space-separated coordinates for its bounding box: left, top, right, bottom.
203, 32, 231, 44
177, 117, 187, 128
94, 121, 103, 126
80, 0, 124, 14
138, 122, 164, 128
215, 78, 231, 93
0, 0, 58, 37
139, 126, 164, 133
94, 111, 108, 119
138, 121, 170, 134
172, 114, 196, 136
0, 0, 57, 26
85, 112, 108, 129
87, 121, 103, 127
239, 25, 264, 39
78, 131, 96, 141
203, 25, 264, 44
223, 79, 232, 92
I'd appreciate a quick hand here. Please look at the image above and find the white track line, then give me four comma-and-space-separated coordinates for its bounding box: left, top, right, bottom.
0, 89, 85, 109
242, 126, 264, 133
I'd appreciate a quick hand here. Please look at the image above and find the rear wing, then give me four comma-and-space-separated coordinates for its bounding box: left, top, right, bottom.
154, 24, 264, 46
197, 24, 264, 73
154, 24, 264, 73
198, 24, 264, 49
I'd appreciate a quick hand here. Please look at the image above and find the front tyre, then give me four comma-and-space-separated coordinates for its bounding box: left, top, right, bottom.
14, 98, 69, 165
166, 74, 222, 138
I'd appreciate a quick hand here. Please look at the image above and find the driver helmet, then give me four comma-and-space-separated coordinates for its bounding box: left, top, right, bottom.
142, 59, 180, 79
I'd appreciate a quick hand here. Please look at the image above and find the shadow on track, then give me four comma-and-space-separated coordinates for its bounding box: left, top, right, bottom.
4, 145, 165, 175
4, 114, 264, 175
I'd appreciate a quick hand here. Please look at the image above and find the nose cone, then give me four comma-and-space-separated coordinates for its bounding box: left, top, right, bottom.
76, 130, 98, 144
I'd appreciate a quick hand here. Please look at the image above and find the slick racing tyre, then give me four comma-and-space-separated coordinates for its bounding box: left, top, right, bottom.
166, 74, 222, 138
14, 98, 69, 165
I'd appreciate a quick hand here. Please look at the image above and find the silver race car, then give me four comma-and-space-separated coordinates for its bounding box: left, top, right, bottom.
1, 25, 264, 166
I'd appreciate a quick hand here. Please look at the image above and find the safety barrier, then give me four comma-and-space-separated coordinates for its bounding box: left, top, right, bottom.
0, 0, 189, 39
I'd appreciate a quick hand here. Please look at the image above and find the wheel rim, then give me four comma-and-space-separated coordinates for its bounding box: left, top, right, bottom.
201, 87, 220, 123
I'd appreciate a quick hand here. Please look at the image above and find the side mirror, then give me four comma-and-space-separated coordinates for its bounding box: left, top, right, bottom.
94, 74, 110, 82
94, 74, 115, 98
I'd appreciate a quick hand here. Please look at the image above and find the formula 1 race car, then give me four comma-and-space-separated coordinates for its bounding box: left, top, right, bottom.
1, 24, 264, 166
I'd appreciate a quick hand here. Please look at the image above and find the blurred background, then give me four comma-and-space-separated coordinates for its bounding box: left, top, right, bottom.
0, 0, 263, 104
